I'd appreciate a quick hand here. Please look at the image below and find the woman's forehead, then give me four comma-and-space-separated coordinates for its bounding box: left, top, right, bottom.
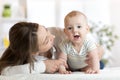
38, 25, 46, 32
37, 25, 48, 43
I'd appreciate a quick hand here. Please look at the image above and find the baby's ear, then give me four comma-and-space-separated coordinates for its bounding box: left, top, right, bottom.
64, 28, 69, 36
64, 28, 67, 34
86, 25, 90, 32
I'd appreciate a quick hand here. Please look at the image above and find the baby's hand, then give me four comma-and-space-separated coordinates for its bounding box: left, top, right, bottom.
81, 66, 99, 74
58, 58, 68, 68
44, 59, 64, 73
85, 67, 99, 74
59, 65, 71, 74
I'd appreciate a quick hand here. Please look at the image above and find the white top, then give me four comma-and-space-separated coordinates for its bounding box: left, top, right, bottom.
59, 33, 97, 70
1, 56, 47, 76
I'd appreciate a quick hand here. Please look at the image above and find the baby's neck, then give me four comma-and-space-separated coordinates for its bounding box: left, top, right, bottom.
72, 42, 83, 53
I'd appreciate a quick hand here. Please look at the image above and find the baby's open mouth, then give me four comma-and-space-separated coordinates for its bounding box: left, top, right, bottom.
74, 35, 80, 39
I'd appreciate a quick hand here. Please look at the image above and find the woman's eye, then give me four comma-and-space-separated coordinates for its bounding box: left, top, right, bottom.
77, 26, 81, 28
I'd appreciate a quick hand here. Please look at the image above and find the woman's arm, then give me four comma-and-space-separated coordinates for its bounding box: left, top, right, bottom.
1, 59, 64, 75
1, 61, 46, 76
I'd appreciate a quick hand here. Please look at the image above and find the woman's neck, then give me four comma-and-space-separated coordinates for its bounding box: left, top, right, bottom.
38, 50, 52, 59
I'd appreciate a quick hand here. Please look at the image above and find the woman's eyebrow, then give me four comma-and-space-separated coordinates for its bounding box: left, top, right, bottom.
42, 26, 48, 31
45, 28, 48, 31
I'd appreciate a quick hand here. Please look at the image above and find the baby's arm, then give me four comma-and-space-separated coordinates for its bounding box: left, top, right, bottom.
96, 44, 104, 60
85, 48, 100, 74
58, 52, 71, 74
44, 59, 64, 73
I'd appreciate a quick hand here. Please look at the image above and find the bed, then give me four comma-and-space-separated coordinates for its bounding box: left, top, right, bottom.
0, 67, 120, 80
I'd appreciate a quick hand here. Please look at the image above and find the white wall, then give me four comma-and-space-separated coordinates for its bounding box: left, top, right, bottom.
27, 0, 56, 27
106, 0, 120, 67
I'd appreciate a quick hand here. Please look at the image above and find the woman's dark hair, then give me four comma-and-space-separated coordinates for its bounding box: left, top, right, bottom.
0, 22, 39, 74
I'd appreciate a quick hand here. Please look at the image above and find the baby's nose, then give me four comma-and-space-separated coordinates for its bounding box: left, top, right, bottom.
73, 27, 78, 32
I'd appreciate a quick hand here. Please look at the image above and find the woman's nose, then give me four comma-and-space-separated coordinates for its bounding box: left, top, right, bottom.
52, 34, 55, 39
50, 34, 55, 41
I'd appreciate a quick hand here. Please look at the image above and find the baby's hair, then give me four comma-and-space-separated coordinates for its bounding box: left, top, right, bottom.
0, 22, 40, 74
64, 10, 87, 27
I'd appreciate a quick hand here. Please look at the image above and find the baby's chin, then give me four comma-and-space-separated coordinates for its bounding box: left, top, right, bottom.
73, 36, 81, 40
72, 39, 82, 44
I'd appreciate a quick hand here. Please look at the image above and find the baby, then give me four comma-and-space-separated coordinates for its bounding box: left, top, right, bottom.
58, 10, 100, 74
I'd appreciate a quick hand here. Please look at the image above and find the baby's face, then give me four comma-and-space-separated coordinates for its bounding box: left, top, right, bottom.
37, 25, 55, 54
64, 15, 89, 44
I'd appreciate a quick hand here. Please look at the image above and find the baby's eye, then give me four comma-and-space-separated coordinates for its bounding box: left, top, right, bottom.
67, 27, 72, 30
77, 26, 81, 28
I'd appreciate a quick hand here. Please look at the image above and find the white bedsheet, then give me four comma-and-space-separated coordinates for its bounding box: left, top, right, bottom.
0, 67, 120, 80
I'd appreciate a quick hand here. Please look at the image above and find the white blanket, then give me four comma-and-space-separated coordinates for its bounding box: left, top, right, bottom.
0, 67, 120, 80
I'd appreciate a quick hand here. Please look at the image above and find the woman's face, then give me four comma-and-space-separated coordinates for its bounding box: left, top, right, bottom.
37, 25, 55, 53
